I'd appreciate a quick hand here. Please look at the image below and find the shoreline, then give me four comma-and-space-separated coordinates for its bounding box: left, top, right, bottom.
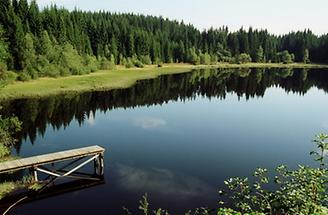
0, 63, 327, 100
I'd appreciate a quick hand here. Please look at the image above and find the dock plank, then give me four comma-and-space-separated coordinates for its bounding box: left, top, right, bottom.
0, 145, 105, 174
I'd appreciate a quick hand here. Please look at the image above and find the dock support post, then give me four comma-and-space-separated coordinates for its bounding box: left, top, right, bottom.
93, 158, 98, 175
99, 153, 104, 176
33, 167, 38, 182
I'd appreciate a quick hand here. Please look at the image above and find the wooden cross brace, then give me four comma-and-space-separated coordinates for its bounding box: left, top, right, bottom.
32, 154, 104, 182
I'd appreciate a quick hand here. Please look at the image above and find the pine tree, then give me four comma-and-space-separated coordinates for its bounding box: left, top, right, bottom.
303, 48, 310, 63
40, 31, 54, 59
8, 10, 25, 70
254, 46, 264, 63
127, 33, 135, 57
110, 36, 118, 64
27, 1, 42, 36
0, 26, 9, 73
22, 33, 37, 71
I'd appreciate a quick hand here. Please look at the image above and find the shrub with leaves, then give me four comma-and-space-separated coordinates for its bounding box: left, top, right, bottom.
0, 113, 22, 161
219, 133, 328, 215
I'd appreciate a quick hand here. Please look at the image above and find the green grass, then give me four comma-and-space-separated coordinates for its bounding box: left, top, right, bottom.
0, 182, 18, 200
0, 63, 327, 100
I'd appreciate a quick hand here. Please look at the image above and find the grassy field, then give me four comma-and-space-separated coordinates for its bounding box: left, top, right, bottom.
0, 63, 327, 100
0, 182, 17, 200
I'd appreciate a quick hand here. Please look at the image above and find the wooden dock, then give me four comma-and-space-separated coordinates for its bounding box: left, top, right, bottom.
0, 145, 105, 181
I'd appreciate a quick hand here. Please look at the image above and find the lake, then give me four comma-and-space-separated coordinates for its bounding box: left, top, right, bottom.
1, 68, 328, 214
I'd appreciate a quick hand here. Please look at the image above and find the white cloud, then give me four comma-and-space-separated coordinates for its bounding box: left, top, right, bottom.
133, 117, 166, 129
114, 164, 214, 198
86, 112, 96, 126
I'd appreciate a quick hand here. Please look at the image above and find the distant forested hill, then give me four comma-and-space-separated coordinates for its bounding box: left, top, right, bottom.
0, 0, 328, 79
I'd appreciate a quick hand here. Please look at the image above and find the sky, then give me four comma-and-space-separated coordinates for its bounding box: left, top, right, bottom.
35, 0, 328, 35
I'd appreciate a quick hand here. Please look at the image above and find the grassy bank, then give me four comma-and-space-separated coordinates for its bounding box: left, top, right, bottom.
0, 63, 327, 100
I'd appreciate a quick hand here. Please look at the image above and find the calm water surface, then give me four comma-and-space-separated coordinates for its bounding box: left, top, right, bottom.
1, 68, 328, 214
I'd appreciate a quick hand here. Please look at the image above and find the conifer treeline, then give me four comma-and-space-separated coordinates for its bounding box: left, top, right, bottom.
0, 0, 328, 79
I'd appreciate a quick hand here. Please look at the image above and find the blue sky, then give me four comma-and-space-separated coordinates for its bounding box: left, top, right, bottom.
36, 0, 328, 35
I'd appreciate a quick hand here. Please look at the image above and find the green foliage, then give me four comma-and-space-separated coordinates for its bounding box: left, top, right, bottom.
42, 64, 61, 77
0, 0, 327, 81
200, 52, 211, 65
155, 58, 163, 67
237, 53, 252, 64
210, 55, 218, 65
83, 55, 99, 72
0, 144, 10, 158
219, 133, 328, 215
60, 43, 84, 75
311, 133, 328, 169
0, 112, 22, 162
186, 48, 200, 65
0, 115, 22, 147
99, 57, 115, 70
0, 71, 17, 87
132, 56, 144, 68
303, 48, 310, 64
254, 46, 264, 63
22, 33, 37, 71
276, 50, 293, 64
140, 55, 152, 65
139, 193, 150, 215
17, 72, 31, 81
124, 58, 135, 68
0, 182, 16, 200
0, 26, 9, 69
134, 60, 144, 68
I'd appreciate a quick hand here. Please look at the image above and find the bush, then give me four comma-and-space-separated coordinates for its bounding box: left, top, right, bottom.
42, 64, 61, 77
210, 55, 218, 64
200, 52, 211, 65
275, 50, 294, 64
0, 144, 10, 158
100, 57, 115, 70
17, 72, 31, 82
0, 62, 7, 74
125, 58, 134, 68
0, 71, 17, 87
154, 58, 163, 67
25, 65, 39, 80
133, 59, 144, 68
35, 55, 50, 77
218, 133, 328, 215
83, 55, 99, 73
237, 53, 252, 64
139, 55, 152, 65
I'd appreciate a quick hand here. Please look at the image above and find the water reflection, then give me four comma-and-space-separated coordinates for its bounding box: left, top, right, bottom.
2, 67, 328, 214
1, 68, 328, 154
132, 117, 167, 129
0, 179, 105, 214
114, 164, 214, 198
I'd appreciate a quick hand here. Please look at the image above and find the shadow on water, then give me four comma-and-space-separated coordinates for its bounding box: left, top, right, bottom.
1, 67, 328, 155
0, 179, 105, 214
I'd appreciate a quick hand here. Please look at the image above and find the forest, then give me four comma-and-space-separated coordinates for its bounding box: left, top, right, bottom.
0, 0, 328, 81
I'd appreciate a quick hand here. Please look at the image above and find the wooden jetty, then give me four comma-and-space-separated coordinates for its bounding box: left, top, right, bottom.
0, 145, 105, 181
